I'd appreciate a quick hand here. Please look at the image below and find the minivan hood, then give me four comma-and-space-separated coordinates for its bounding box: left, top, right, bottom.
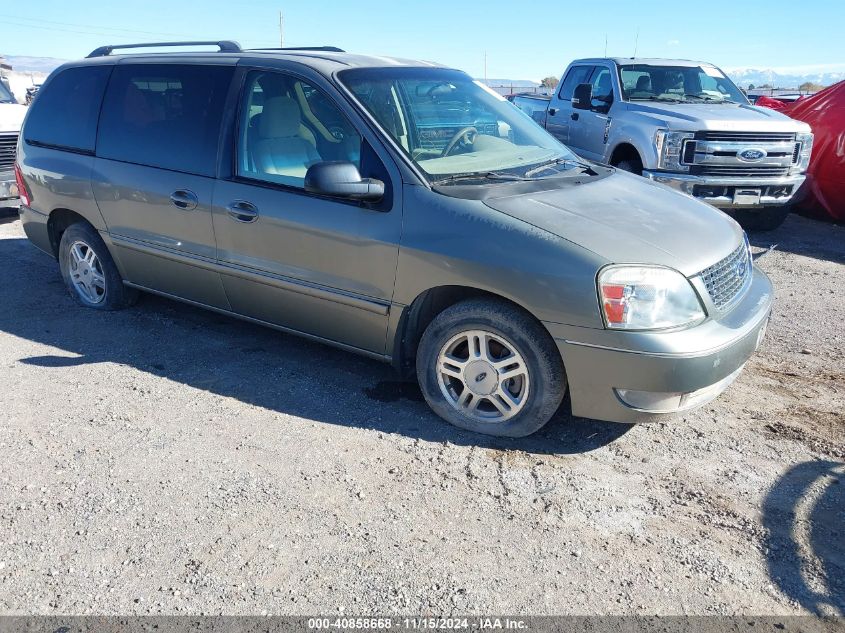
483, 171, 743, 277
0, 103, 27, 133
624, 101, 811, 133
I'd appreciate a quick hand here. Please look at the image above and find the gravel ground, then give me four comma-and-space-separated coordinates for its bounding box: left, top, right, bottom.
0, 210, 842, 616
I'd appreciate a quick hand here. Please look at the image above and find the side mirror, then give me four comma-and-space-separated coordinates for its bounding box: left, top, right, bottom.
572, 83, 592, 110
304, 162, 384, 202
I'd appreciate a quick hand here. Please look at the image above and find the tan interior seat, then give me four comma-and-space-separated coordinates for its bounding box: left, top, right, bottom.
253, 96, 321, 180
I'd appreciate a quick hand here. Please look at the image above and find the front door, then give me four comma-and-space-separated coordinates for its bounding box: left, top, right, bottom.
568, 66, 614, 162
211, 68, 402, 355
545, 64, 594, 147
91, 62, 235, 307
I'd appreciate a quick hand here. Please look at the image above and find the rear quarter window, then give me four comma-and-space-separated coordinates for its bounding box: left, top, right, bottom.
24, 66, 112, 153
97, 64, 234, 177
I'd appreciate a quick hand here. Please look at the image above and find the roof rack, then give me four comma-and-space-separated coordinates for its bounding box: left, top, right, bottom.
87, 40, 242, 58
247, 46, 345, 53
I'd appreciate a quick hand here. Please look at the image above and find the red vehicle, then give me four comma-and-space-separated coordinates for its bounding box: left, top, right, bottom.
756, 82, 845, 222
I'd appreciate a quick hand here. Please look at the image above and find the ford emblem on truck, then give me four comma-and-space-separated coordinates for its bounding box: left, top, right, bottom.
738, 148, 767, 161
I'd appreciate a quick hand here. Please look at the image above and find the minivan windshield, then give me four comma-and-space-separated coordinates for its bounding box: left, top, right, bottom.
618, 64, 747, 104
0, 80, 15, 104
340, 68, 581, 183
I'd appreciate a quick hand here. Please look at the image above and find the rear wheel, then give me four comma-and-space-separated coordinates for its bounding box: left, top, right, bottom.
416, 298, 566, 437
726, 206, 791, 232
58, 222, 138, 310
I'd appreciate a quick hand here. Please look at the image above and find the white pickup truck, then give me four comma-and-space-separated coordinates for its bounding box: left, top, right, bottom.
0, 78, 26, 208
540, 58, 814, 230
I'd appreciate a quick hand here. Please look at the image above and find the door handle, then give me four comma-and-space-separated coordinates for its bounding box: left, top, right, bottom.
226, 200, 259, 223
571, 112, 579, 121
548, 107, 558, 116
169, 189, 198, 210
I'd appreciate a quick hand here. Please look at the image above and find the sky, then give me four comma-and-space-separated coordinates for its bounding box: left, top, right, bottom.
1, 0, 844, 81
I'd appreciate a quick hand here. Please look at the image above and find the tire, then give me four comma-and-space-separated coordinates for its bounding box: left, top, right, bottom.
726, 206, 791, 232
416, 298, 566, 437
58, 222, 138, 310
615, 158, 643, 175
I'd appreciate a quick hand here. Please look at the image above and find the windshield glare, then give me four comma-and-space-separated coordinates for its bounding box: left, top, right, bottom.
619, 64, 747, 104
340, 68, 577, 182
0, 80, 15, 103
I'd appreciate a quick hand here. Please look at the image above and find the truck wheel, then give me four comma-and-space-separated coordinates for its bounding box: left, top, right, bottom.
615, 158, 643, 175
58, 222, 138, 310
727, 206, 791, 232
416, 298, 566, 437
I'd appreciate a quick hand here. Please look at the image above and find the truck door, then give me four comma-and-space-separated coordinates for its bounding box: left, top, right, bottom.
568, 66, 615, 162
545, 65, 593, 147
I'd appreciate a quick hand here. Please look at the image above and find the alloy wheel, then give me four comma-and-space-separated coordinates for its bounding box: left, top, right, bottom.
436, 329, 530, 423
67, 240, 106, 305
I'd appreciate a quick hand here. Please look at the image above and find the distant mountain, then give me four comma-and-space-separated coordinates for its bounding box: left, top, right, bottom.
725, 67, 845, 89
478, 78, 539, 88
3, 55, 66, 74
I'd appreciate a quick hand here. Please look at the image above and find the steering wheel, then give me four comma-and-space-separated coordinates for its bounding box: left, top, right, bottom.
441, 126, 478, 157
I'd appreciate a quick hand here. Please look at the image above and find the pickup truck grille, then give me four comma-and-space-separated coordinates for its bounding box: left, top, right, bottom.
694, 131, 796, 143
684, 130, 799, 176
697, 241, 752, 309
0, 132, 18, 171
690, 165, 791, 177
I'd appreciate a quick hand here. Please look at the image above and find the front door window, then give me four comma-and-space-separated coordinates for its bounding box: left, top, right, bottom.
238, 71, 362, 189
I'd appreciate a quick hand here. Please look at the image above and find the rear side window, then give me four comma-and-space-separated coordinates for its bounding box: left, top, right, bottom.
24, 66, 112, 153
97, 64, 234, 177
558, 65, 594, 100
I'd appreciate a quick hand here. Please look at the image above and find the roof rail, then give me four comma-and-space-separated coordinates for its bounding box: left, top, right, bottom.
247, 46, 345, 53
87, 40, 242, 58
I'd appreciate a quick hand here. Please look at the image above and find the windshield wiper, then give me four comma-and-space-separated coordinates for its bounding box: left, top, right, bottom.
630, 96, 684, 103
683, 93, 731, 103
524, 158, 594, 178
431, 172, 533, 185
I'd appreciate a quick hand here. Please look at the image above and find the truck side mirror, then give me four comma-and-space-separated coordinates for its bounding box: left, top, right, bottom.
304, 162, 385, 202
572, 83, 592, 110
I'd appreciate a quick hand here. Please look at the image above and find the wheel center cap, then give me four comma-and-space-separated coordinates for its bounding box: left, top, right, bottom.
465, 360, 498, 396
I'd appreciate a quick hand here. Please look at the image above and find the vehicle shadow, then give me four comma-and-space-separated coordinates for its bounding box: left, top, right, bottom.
0, 235, 631, 455
749, 213, 845, 266
762, 460, 844, 616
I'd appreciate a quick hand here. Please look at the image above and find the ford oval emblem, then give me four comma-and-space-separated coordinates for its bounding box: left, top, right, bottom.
738, 148, 767, 162
735, 259, 747, 279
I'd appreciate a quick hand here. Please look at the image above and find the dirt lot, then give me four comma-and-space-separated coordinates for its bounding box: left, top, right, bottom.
0, 210, 842, 616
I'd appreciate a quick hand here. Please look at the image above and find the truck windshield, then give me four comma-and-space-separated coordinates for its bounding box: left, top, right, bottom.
618, 64, 747, 104
339, 67, 580, 183
0, 80, 15, 104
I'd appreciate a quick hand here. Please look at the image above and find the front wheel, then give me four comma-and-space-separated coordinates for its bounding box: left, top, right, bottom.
416, 299, 566, 437
58, 222, 138, 310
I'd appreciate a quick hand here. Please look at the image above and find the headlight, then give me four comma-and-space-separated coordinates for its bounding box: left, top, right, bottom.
655, 129, 694, 171
598, 266, 706, 330
795, 132, 814, 171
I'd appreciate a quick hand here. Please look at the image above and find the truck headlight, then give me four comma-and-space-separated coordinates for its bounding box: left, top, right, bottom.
598, 265, 706, 330
795, 132, 813, 171
655, 129, 694, 171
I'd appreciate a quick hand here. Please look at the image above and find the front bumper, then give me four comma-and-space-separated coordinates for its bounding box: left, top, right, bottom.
643, 170, 804, 208
545, 267, 773, 423
0, 170, 20, 207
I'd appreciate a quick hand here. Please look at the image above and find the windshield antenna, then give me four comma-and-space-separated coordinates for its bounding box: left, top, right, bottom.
632, 28, 639, 57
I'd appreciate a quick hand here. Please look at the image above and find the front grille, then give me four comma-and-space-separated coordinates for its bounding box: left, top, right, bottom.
697, 242, 751, 309
0, 132, 18, 171
690, 165, 791, 177
694, 131, 796, 143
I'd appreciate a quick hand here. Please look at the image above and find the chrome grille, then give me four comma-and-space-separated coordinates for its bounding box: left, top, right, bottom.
697, 241, 751, 309
694, 131, 796, 143
0, 132, 18, 171
690, 165, 790, 177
